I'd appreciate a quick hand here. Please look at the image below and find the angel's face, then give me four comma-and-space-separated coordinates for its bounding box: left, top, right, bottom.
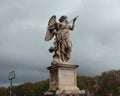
59, 18, 64, 22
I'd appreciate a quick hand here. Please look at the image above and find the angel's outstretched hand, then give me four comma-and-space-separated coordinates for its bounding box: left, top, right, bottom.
73, 17, 77, 22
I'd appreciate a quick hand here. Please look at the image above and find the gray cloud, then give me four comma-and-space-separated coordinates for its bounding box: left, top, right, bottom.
0, 0, 120, 87
71, 0, 120, 76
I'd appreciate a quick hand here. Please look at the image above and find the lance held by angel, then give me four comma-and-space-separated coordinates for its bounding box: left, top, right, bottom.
45, 15, 78, 65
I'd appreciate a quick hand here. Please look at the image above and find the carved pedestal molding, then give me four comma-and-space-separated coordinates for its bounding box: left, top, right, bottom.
45, 64, 85, 96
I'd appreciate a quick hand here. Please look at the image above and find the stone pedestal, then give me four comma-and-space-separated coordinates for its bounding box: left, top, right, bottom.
45, 64, 85, 96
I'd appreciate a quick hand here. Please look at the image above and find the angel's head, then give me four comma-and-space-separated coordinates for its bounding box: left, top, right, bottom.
59, 15, 68, 24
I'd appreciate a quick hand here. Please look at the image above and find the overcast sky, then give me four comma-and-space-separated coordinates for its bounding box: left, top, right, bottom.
0, 0, 120, 87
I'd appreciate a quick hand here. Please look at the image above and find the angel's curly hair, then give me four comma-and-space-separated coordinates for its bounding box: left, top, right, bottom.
59, 15, 68, 24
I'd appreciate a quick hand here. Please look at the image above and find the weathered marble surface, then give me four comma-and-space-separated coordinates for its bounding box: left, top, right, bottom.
45, 15, 78, 64
45, 64, 85, 96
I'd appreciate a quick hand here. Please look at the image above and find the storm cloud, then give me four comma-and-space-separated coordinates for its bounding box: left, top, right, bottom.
0, 0, 120, 87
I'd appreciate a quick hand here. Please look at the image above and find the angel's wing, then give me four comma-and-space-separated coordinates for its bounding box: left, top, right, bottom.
45, 15, 57, 41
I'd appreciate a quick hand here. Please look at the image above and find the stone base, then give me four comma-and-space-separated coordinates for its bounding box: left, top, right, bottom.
45, 91, 85, 96
45, 64, 85, 96
45, 89, 85, 96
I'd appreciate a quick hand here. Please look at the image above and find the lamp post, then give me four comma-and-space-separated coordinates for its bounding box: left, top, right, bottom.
8, 70, 15, 96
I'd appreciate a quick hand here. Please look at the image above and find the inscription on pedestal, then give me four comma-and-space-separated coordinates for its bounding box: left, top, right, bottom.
59, 68, 77, 90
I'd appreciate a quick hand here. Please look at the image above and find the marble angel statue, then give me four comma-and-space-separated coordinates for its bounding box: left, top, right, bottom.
45, 15, 78, 65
